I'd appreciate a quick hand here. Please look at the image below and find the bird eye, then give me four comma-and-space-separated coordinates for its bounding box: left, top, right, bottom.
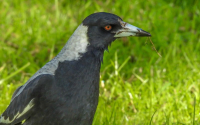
104, 25, 112, 31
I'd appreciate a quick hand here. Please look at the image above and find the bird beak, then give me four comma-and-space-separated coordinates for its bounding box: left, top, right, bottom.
114, 21, 151, 38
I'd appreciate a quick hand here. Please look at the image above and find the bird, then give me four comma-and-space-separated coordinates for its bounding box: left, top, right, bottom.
0, 12, 151, 125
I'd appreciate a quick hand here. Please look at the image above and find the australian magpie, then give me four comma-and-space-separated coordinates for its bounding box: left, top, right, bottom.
0, 12, 151, 125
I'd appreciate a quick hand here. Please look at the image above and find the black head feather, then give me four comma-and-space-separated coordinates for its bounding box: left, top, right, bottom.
83, 12, 123, 51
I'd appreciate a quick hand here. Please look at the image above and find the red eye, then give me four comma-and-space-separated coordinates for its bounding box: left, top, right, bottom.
104, 25, 112, 31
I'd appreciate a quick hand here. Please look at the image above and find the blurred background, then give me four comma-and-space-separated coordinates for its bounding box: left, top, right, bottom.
0, 0, 199, 124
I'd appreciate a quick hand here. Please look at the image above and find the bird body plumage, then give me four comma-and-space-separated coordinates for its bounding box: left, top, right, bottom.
0, 12, 151, 125
1, 50, 102, 125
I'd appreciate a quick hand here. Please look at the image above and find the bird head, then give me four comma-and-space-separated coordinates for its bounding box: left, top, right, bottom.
82, 12, 151, 51
59, 12, 151, 62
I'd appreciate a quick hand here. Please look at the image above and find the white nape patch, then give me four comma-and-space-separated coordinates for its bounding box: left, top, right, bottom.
0, 99, 34, 124
11, 24, 89, 101
57, 24, 89, 61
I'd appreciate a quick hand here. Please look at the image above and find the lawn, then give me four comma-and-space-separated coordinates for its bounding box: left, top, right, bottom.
0, 0, 200, 124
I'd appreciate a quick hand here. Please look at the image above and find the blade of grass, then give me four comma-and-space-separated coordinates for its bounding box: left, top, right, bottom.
193, 96, 196, 125
0, 63, 30, 84
149, 110, 157, 125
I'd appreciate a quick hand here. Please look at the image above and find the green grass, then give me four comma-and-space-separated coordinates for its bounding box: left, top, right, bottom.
0, 0, 200, 124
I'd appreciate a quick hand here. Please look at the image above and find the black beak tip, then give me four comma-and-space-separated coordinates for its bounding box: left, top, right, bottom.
138, 29, 151, 37
147, 33, 151, 37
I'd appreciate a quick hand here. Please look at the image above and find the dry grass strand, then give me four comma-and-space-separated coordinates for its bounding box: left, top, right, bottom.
148, 37, 162, 57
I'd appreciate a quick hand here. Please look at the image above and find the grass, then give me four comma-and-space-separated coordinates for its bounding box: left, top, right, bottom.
0, 0, 200, 124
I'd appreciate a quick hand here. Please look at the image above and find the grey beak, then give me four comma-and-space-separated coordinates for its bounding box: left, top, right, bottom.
114, 21, 151, 37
